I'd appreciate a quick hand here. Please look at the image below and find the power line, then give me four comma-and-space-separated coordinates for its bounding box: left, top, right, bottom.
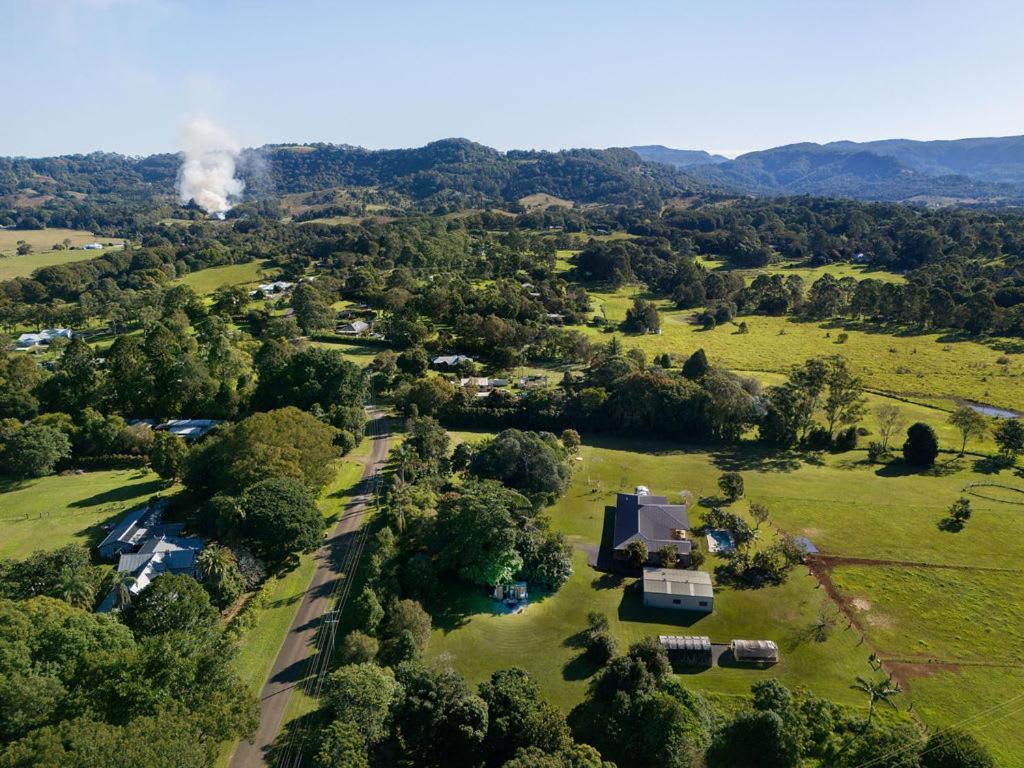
274, 410, 388, 768
847, 688, 1024, 768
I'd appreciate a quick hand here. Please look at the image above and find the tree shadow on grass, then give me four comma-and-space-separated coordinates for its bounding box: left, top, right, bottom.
972, 455, 1011, 475
69, 479, 164, 508
591, 572, 625, 590
563, 651, 601, 681
0, 476, 28, 494
265, 709, 328, 767
709, 445, 802, 473
874, 458, 961, 478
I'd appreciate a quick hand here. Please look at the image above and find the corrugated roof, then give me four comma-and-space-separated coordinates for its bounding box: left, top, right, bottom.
642, 567, 713, 597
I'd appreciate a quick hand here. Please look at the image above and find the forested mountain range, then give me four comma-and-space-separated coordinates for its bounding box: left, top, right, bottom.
0, 139, 707, 222
7, 134, 1024, 234
634, 136, 1024, 205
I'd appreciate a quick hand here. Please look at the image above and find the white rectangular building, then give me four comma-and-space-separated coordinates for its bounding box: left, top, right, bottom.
642, 567, 713, 612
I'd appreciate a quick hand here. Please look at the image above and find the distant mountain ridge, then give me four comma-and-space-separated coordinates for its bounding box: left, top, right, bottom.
637, 136, 1024, 204
628, 145, 729, 169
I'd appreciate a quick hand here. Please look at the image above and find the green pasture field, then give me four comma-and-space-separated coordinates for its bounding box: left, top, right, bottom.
696, 256, 907, 285
174, 260, 270, 295
0, 228, 122, 280
578, 289, 1024, 412
901, 667, 1024, 768
427, 431, 1024, 761
0, 469, 166, 559
830, 566, 1024, 766
427, 434, 876, 711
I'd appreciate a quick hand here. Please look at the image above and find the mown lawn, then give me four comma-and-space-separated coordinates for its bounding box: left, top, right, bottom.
427, 436, 877, 711
0, 469, 166, 559
174, 260, 270, 295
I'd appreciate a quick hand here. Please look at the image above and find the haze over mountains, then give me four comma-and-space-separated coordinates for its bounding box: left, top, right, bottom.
630, 135, 1024, 204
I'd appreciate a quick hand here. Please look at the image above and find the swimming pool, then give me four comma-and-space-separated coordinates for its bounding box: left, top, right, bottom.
706, 529, 736, 554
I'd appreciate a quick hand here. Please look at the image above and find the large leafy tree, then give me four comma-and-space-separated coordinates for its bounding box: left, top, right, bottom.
469, 429, 571, 502
479, 668, 571, 765
253, 346, 366, 413
236, 477, 324, 564
122, 573, 219, 637
2, 423, 71, 477
392, 662, 488, 767
434, 480, 529, 586
185, 407, 339, 495
903, 422, 940, 467
322, 663, 401, 745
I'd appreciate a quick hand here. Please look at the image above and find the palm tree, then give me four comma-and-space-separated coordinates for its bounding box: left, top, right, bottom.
112, 571, 137, 610
58, 569, 95, 610
196, 544, 236, 588
851, 674, 901, 727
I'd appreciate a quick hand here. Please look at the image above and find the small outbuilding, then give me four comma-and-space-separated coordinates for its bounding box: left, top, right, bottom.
731, 639, 780, 664
642, 567, 713, 612
658, 635, 712, 666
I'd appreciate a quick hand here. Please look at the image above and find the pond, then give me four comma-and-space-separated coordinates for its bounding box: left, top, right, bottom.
963, 401, 1021, 419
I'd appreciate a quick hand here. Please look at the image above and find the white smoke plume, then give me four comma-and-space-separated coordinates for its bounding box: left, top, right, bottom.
176, 116, 245, 217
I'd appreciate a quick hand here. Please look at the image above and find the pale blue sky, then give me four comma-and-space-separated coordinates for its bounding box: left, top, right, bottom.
6, 0, 1024, 157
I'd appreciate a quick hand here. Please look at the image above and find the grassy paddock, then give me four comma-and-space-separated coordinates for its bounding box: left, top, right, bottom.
430, 431, 1024, 762
174, 260, 270, 295
0, 228, 122, 280
0, 469, 165, 559
577, 296, 1024, 412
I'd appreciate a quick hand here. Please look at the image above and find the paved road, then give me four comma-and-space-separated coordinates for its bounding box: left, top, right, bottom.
229, 408, 391, 768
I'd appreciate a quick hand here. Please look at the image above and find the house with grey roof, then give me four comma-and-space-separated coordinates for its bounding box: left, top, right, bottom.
97, 500, 168, 560
97, 532, 204, 612
432, 354, 474, 368
155, 419, 223, 441
16, 328, 73, 349
337, 319, 370, 335
613, 492, 691, 565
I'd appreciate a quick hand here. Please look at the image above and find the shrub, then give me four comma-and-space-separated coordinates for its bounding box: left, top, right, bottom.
833, 426, 858, 452
587, 630, 618, 666
867, 441, 886, 463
